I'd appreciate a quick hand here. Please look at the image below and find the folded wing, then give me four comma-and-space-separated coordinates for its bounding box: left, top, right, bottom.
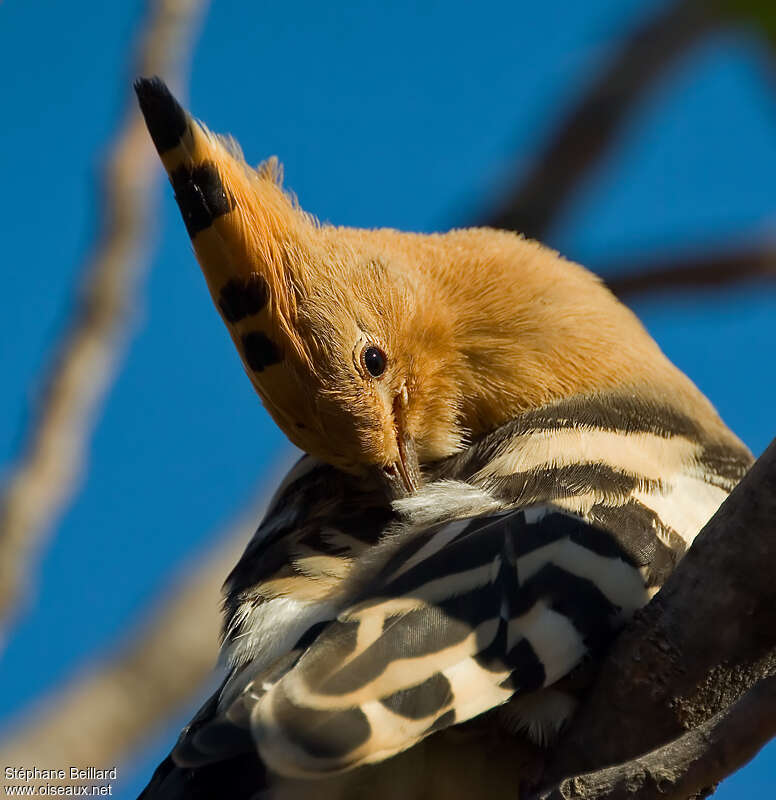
246, 506, 649, 776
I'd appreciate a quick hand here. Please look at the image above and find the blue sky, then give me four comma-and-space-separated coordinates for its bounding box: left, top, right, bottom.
0, 0, 774, 796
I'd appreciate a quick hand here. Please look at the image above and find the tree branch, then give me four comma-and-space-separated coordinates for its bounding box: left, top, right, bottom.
482, 0, 721, 240
0, 0, 208, 639
536, 437, 776, 797
605, 246, 776, 299
537, 674, 776, 800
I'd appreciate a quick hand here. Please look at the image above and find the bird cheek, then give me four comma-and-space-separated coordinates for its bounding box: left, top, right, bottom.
353, 395, 397, 469
378, 418, 402, 467
372, 383, 396, 434
413, 403, 463, 462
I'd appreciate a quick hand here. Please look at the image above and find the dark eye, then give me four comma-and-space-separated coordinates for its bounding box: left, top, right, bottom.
361, 345, 387, 378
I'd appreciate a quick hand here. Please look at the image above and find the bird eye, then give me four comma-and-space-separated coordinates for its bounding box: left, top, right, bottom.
361, 345, 387, 378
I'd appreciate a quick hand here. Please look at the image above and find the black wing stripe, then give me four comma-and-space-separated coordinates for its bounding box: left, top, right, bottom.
501, 638, 546, 692
431, 393, 728, 481
487, 463, 663, 507
308, 592, 497, 698
269, 693, 371, 761
379, 520, 512, 599
511, 564, 619, 656
379, 673, 453, 720
589, 498, 681, 585
512, 510, 637, 563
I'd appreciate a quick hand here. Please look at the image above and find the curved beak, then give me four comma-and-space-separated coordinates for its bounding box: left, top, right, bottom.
389, 432, 421, 497
382, 385, 421, 498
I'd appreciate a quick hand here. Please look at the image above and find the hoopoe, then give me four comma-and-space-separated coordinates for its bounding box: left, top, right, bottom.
135, 77, 752, 799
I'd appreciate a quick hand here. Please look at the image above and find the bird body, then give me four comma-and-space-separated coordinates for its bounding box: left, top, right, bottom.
134, 78, 752, 798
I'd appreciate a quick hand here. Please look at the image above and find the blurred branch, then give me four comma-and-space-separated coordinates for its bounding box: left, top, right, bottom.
483, 0, 722, 240
715, 0, 776, 52
605, 245, 776, 299
0, 505, 255, 776
534, 437, 776, 799
536, 674, 776, 800
479, 0, 776, 300
0, 0, 207, 640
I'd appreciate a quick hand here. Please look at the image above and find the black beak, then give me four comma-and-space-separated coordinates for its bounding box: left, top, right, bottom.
383, 434, 421, 498
382, 386, 421, 498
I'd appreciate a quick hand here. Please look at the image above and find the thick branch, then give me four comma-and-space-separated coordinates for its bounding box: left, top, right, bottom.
0, 0, 208, 637
482, 0, 721, 240
606, 246, 776, 299
538, 674, 776, 800
540, 438, 776, 790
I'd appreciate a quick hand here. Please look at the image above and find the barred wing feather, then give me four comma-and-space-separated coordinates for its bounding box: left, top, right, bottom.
247, 507, 649, 776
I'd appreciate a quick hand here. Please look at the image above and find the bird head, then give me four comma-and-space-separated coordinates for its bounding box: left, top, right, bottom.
134, 78, 466, 495
135, 77, 710, 497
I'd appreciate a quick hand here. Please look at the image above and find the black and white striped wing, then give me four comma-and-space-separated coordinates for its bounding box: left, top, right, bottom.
247, 505, 650, 777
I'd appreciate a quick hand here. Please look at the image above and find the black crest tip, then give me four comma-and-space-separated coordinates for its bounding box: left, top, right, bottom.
134, 76, 189, 156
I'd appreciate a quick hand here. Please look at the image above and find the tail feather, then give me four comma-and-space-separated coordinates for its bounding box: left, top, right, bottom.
137, 752, 266, 800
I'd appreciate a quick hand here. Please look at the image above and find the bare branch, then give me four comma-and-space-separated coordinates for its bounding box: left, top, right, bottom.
605, 246, 776, 299
537, 675, 776, 800
0, 0, 208, 637
537, 437, 776, 796
0, 504, 257, 772
482, 0, 722, 240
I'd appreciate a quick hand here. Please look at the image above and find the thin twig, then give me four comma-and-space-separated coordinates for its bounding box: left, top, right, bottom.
606, 246, 776, 299
0, 0, 208, 639
482, 0, 721, 240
